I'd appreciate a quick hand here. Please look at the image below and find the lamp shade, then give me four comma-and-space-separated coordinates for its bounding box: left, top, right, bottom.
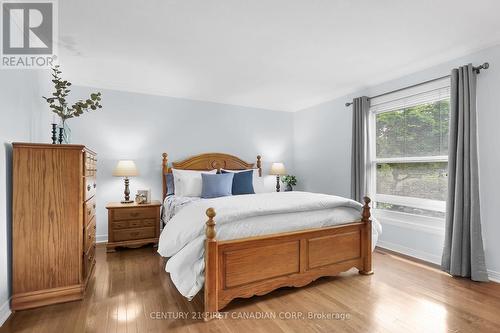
269, 162, 286, 175
112, 160, 139, 177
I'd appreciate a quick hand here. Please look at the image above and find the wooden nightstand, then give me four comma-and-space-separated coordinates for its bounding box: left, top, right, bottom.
105, 201, 161, 252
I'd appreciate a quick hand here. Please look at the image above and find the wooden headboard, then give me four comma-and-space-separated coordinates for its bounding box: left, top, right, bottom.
162, 153, 262, 200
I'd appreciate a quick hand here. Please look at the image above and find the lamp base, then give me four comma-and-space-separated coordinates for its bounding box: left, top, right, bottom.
122, 177, 132, 203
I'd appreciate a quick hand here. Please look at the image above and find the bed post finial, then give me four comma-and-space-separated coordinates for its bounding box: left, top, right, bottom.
362, 196, 371, 223
162, 153, 169, 200
204, 207, 218, 318
206, 208, 216, 240
360, 196, 373, 275
256, 155, 262, 177
162, 153, 168, 174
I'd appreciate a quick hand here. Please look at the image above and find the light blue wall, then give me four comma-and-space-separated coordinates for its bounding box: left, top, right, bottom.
38, 87, 295, 241
293, 44, 500, 280
293, 91, 359, 198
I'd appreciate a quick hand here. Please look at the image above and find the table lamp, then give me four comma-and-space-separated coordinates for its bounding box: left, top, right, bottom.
269, 162, 286, 192
113, 160, 139, 203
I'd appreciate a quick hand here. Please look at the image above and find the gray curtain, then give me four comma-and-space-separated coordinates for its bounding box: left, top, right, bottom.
351, 96, 370, 203
441, 64, 488, 281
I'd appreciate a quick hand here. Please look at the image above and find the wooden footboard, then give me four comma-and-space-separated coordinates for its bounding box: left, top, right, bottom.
204, 197, 373, 318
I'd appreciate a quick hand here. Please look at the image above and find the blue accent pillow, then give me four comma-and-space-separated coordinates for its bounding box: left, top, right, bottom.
201, 173, 234, 199
166, 173, 175, 196
222, 170, 255, 195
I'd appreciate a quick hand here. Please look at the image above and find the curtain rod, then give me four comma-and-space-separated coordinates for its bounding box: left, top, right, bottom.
345, 62, 489, 107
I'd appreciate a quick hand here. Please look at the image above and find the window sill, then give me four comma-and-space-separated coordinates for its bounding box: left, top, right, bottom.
373, 209, 445, 235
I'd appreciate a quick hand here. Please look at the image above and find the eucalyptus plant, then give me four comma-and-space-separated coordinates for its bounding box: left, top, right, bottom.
43, 65, 102, 121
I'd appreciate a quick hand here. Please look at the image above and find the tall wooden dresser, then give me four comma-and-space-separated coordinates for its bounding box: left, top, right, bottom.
12, 143, 97, 310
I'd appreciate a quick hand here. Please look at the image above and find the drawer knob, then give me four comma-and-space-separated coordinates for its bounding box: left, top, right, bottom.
88, 210, 91, 216
93, 183, 96, 188
93, 204, 96, 209
87, 185, 91, 191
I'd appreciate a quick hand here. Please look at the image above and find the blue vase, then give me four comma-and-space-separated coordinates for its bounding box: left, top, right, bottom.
60, 119, 71, 144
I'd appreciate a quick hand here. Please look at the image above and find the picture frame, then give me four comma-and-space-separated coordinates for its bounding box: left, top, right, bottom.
136, 189, 151, 204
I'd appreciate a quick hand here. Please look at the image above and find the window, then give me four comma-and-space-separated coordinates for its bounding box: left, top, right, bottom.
369, 79, 450, 219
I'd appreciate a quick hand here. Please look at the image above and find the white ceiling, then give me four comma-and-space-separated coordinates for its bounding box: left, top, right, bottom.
58, 0, 500, 112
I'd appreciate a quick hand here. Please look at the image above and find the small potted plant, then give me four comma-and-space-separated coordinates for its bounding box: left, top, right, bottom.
43, 65, 102, 143
281, 175, 297, 192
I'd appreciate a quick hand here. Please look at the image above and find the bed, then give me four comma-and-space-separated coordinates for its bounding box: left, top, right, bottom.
158, 152, 379, 319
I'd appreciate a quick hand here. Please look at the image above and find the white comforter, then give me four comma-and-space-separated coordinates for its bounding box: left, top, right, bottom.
157, 191, 381, 299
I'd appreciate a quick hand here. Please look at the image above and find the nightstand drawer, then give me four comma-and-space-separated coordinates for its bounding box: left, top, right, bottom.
112, 207, 157, 221
112, 218, 156, 229
112, 220, 130, 229
129, 219, 156, 228
113, 227, 155, 241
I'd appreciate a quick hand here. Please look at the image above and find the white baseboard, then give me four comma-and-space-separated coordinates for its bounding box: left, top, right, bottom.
488, 269, 500, 283
377, 240, 500, 283
96, 234, 108, 244
377, 240, 442, 265
0, 298, 11, 327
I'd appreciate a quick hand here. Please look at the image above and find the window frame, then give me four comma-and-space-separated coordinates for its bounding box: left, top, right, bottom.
368, 81, 450, 221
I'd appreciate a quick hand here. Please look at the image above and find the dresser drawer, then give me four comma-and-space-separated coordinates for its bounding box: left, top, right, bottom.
112, 218, 156, 230
84, 196, 96, 226
112, 207, 157, 221
85, 154, 97, 177
84, 216, 96, 253
84, 243, 96, 279
84, 176, 97, 201
113, 227, 155, 241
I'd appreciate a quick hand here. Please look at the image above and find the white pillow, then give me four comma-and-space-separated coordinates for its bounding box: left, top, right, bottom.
221, 169, 268, 194
221, 168, 258, 174
172, 169, 217, 197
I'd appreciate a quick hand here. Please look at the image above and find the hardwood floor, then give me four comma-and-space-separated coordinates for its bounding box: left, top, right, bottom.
2, 244, 500, 333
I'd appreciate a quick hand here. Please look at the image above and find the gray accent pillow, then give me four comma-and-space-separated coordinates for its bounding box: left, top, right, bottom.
166, 173, 174, 196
